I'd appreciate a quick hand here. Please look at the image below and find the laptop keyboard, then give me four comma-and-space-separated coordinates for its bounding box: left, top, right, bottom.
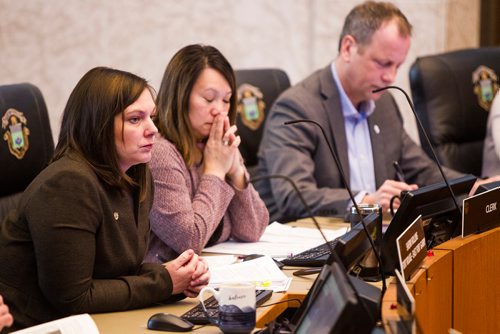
181, 289, 273, 325
280, 238, 340, 267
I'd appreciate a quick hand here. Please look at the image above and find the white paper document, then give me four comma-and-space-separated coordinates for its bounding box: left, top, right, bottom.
208, 255, 292, 292
204, 222, 349, 259
204, 254, 238, 268
12, 314, 99, 334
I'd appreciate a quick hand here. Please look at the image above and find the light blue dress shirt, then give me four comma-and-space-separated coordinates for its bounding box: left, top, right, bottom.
331, 63, 376, 205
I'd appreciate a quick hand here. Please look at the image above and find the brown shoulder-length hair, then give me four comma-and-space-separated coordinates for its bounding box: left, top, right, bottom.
52, 66, 153, 201
156, 44, 237, 167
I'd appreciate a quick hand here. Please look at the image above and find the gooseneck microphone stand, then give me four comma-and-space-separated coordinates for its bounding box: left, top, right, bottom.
372, 86, 462, 229
284, 119, 387, 295
250, 174, 333, 254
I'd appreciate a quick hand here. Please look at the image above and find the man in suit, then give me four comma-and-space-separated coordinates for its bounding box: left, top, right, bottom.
255, 1, 463, 222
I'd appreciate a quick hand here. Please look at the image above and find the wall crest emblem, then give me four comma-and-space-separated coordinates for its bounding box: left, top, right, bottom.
2, 108, 30, 159
472, 65, 499, 112
236, 83, 265, 130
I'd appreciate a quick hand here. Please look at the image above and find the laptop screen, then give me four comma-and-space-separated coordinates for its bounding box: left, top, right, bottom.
294, 261, 367, 334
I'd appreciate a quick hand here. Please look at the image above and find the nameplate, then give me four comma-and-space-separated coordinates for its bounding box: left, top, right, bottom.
396, 215, 427, 281
394, 268, 416, 334
462, 186, 500, 237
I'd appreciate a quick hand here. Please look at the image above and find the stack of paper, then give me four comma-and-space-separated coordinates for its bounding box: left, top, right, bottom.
12, 314, 99, 334
204, 222, 348, 259
206, 255, 292, 292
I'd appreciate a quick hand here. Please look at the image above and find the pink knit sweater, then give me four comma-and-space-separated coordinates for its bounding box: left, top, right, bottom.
145, 136, 269, 263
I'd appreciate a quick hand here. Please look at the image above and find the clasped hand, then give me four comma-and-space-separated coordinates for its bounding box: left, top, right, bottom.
202, 113, 246, 188
164, 249, 210, 298
0, 295, 13, 330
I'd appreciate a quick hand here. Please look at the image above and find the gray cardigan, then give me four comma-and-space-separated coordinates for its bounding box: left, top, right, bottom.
145, 137, 269, 263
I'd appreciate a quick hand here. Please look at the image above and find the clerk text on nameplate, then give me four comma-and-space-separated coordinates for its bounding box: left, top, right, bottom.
396, 215, 427, 281
462, 186, 500, 237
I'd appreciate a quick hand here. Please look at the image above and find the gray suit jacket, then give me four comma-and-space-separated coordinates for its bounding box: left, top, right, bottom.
256, 66, 463, 222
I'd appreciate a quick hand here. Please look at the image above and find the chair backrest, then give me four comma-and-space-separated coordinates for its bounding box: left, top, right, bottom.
235, 68, 290, 174
409, 47, 500, 176
0, 83, 54, 221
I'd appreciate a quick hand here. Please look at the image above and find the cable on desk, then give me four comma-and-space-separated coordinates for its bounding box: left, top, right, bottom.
257, 298, 303, 308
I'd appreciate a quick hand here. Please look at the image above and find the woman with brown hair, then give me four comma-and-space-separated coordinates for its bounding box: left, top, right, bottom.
0, 67, 209, 332
145, 44, 268, 263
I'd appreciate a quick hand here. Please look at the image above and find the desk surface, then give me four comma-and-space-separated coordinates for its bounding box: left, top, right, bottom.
91, 268, 315, 333
93, 220, 500, 333
92, 217, 344, 333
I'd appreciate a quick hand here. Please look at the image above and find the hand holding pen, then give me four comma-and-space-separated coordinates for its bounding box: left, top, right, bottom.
393, 160, 406, 182
361, 161, 418, 212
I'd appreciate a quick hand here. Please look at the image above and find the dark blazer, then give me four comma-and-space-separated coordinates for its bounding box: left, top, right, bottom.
256, 65, 463, 222
0, 153, 174, 331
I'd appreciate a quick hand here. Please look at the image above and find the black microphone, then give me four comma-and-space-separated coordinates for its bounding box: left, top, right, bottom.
250, 174, 377, 326
372, 86, 462, 227
250, 174, 333, 255
284, 119, 387, 294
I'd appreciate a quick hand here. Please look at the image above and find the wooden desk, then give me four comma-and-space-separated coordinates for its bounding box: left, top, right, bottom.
382, 226, 500, 334
382, 249, 452, 334
93, 220, 500, 333
91, 268, 313, 333
92, 217, 340, 333
435, 226, 500, 333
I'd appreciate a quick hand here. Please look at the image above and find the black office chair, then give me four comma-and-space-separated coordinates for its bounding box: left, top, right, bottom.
235, 69, 290, 176
409, 47, 500, 176
0, 83, 54, 222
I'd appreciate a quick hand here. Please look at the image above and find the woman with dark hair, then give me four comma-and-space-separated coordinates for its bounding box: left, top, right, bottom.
145, 44, 268, 263
0, 67, 209, 332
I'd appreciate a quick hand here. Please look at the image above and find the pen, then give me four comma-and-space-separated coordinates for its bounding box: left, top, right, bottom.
293, 268, 322, 277
392, 160, 406, 182
271, 254, 293, 258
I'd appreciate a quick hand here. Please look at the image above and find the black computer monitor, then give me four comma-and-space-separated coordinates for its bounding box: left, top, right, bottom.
288, 215, 382, 332
293, 260, 374, 334
381, 174, 476, 275
327, 211, 381, 273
